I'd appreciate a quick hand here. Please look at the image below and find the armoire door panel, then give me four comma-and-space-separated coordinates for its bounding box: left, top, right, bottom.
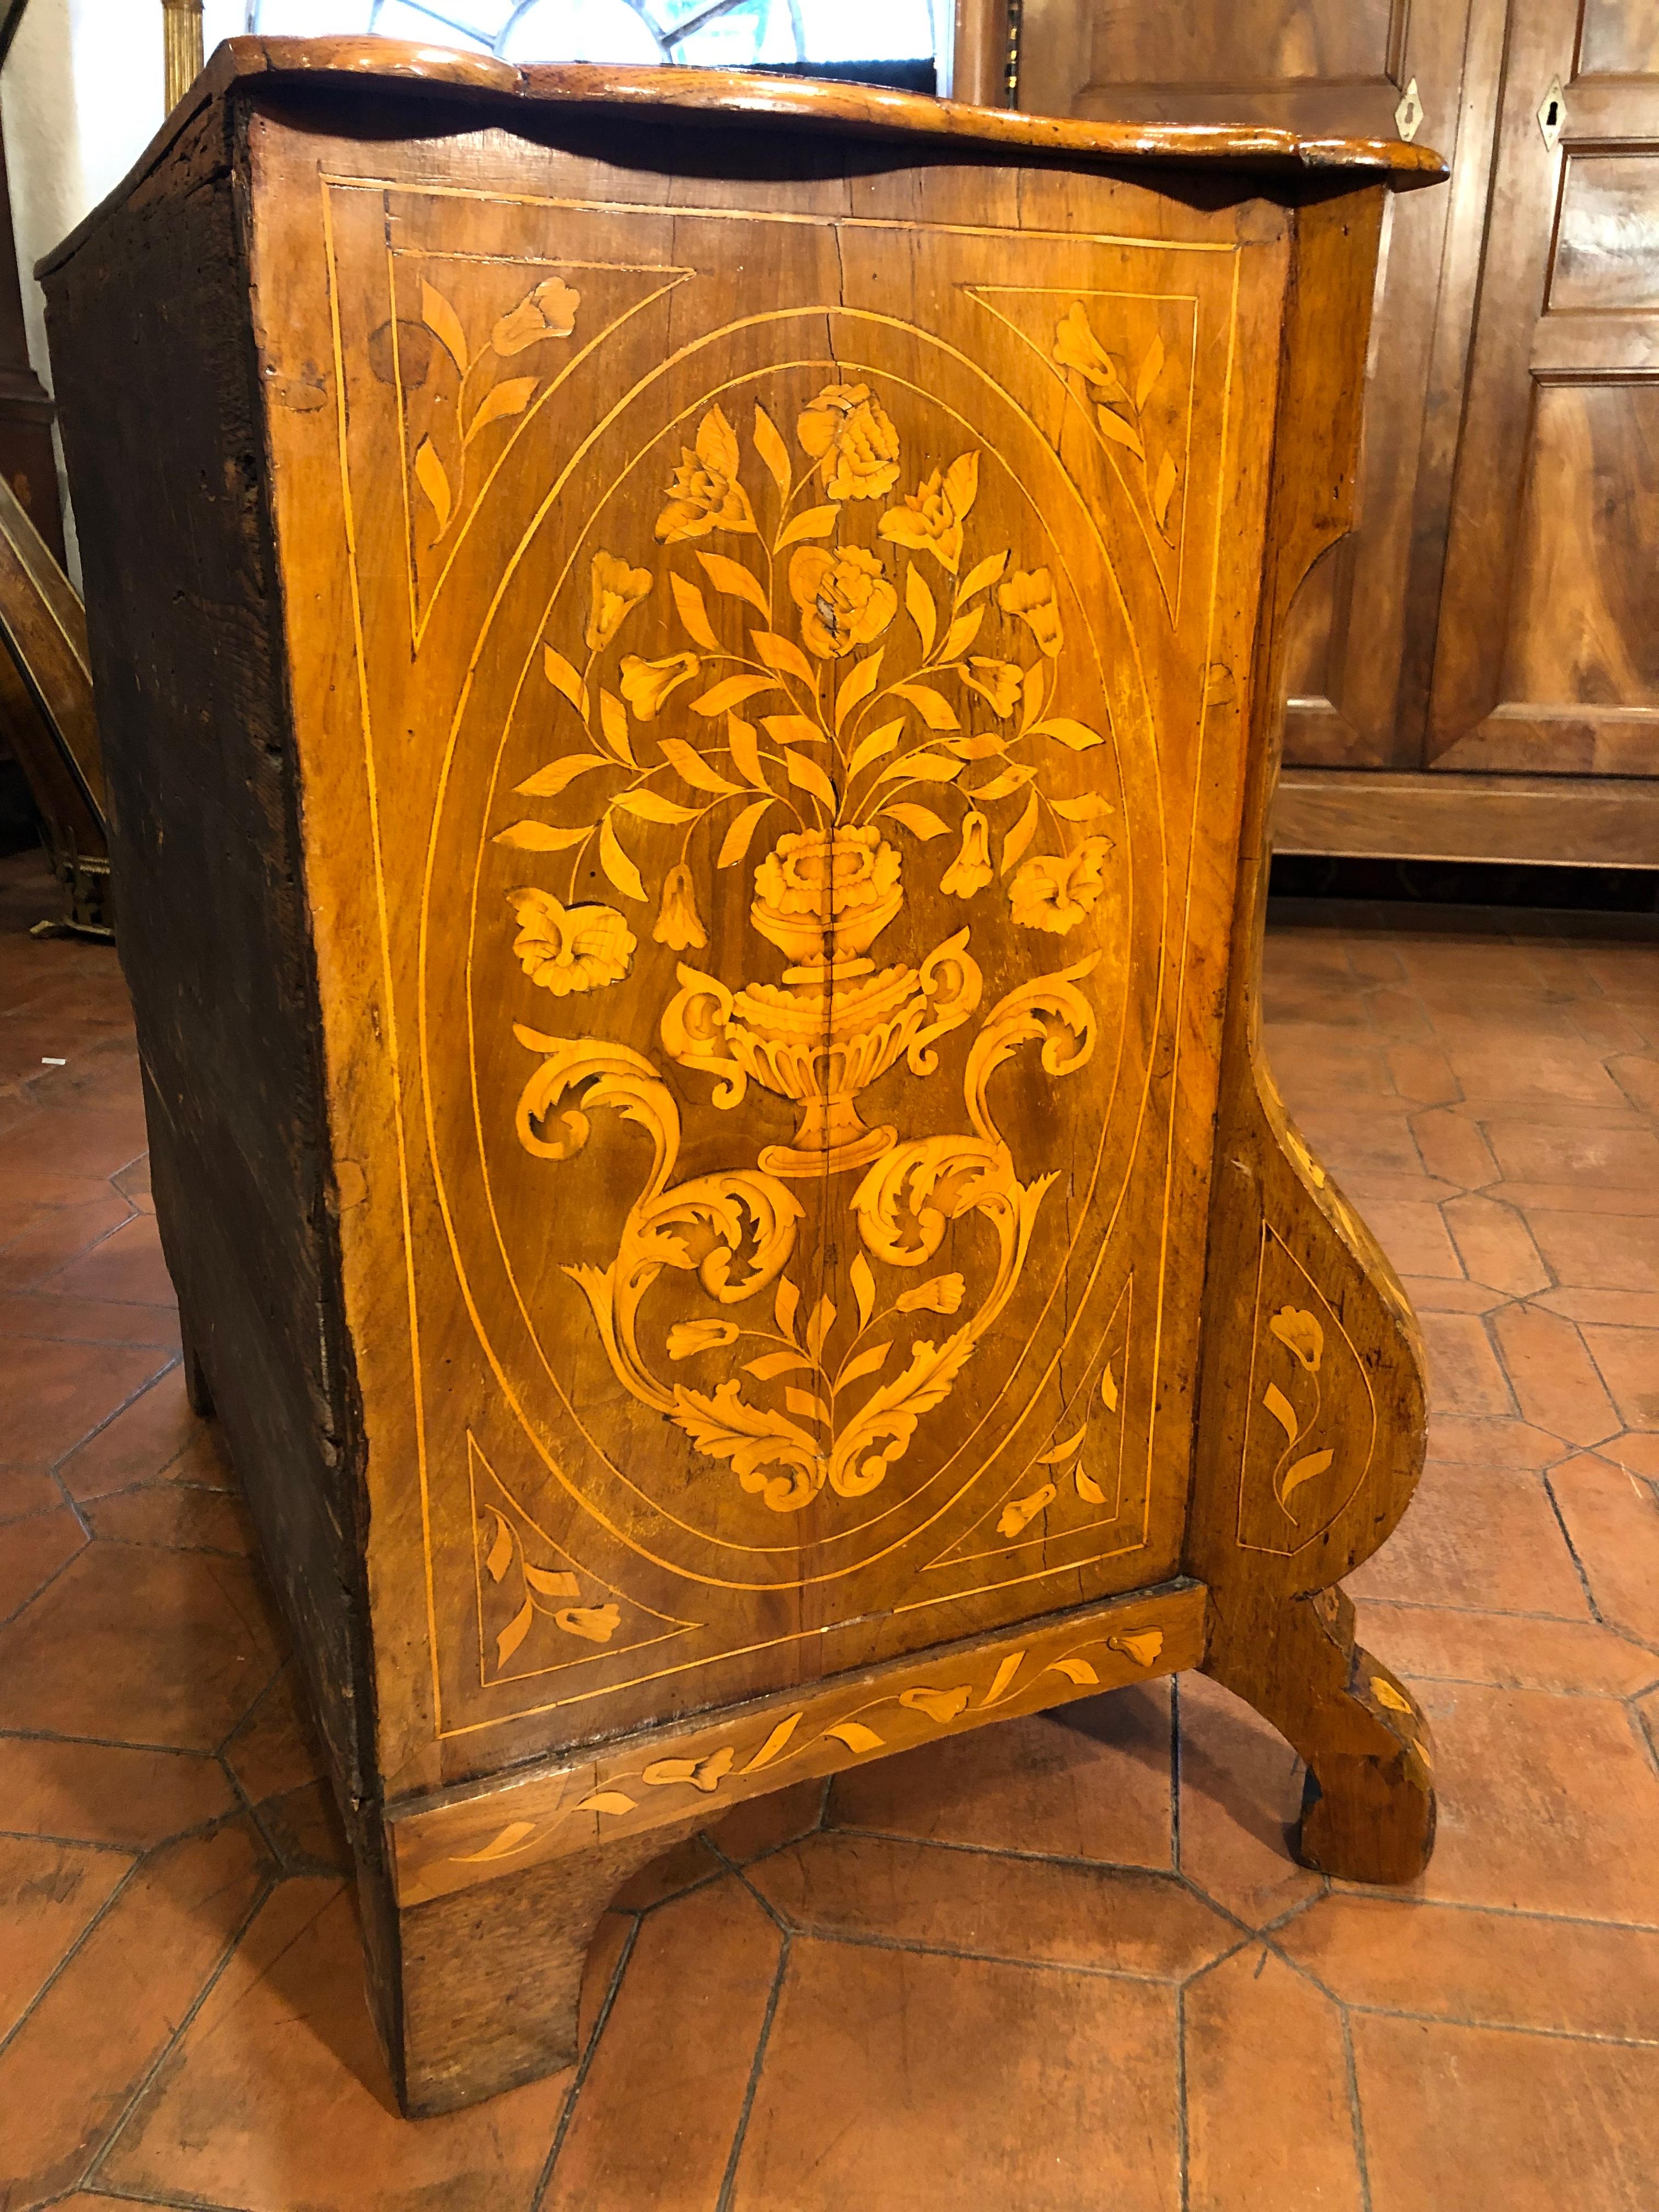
1427, 0, 1659, 775
1008, 0, 1468, 774
1577, 0, 1659, 78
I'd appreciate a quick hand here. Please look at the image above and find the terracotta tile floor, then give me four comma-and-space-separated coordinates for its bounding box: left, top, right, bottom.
2, 845, 1658, 2209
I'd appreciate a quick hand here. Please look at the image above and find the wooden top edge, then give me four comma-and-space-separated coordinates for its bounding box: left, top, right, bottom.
37, 33, 1446, 276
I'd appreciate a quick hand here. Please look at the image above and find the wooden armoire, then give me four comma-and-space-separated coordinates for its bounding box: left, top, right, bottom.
958, 0, 1659, 868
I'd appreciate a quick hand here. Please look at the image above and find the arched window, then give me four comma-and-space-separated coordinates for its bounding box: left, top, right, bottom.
245, 0, 947, 84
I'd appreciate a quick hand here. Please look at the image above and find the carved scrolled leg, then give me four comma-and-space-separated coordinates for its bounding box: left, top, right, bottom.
362, 1815, 705, 2118
1204, 1583, 1435, 1886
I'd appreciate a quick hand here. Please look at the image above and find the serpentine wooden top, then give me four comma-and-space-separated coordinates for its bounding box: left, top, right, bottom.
41, 35, 1444, 277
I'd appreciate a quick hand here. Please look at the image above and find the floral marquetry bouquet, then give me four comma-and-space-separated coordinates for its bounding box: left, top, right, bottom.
494, 375, 1121, 1516
495, 379, 1116, 1000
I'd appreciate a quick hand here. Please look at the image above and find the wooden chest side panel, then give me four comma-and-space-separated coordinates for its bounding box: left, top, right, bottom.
248, 99, 1291, 1794
41, 101, 376, 1808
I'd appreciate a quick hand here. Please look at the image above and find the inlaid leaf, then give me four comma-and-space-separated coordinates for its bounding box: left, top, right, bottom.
1000, 788, 1040, 875
786, 748, 837, 809
717, 795, 774, 867
823, 1719, 884, 1753
745, 1348, 813, 1381
805, 1294, 836, 1360
613, 789, 701, 824
523, 1563, 581, 1598
577, 1790, 636, 1815
743, 1712, 803, 1771
753, 631, 819, 686
1039, 1424, 1087, 1466
1096, 402, 1146, 460
598, 688, 637, 766
997, 1481, 1056, 1537
973, 764, 1035, 802
516, 753, 611, 798
945, 734, 1007, 760
599, 815, 645, 902
555, 1603, 621, 1643
899, 1684, 971, 1723
493, 820, 592, 851
697, 550, 771, 618
936, 607, 984, 665
981, 1651, 1025, 1707
848, 718, 904, 777
778, 504, 837, 548
1278, 1448, 1333, 1508
835, 650, 882, 731
456, 1820, 538, 1863
420, 278, 469, 375
1262, 1381, 1299, 1443
1031, 717, 1105, 752
882, 803, 951, 840
775, 1277, 802, 1342
544, 645, 589, 719
877, 749, 961, 783
464, 374, 537, 444
671, 572, 722, 651
1100, 1362, 1119, 1413
753, 402, 792, 495
1135, 331, 1165, 412
956, 547, 1008, 602
849, 1251, 876, 1328
1047, 1656, 1099, 1686
692, 674, 777, 716
837, 1341, 891, 1387
1018, 660, 1046, 735
495, 1598, 533, 1668
764, 714, 826, 748
1075, 1466, 1107, 1505
1052, 791, 1116, 821
785, 1386, 832, 1425
893, 681, 958, 731
905, 563, 938, 658
725, 713, 772, 792
413, 437, 451, 533
483, 1510, 514, 1583
658, 736, 742, 797
1153, 450, 1180, 535
1370, 1676, 1413, 1716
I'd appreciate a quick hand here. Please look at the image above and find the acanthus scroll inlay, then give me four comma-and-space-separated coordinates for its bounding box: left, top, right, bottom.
496, 377, 1121, 1519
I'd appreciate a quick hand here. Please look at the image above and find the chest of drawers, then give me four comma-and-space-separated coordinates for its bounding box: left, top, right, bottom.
43, 39, 1442, 2114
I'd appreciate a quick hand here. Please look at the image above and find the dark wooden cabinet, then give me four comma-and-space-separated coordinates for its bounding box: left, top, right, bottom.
968, 0, 1659, 866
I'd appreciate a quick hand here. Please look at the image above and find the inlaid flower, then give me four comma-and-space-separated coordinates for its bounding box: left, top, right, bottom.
1268, 1306, 1324, 1374
585, 551, 652, 652
961, 657, 1023, 718
655, 405, 756, 542
788, 544, 898, 659
666, 1318, 741, 1359
1052, 302, 1128, 401
620, 651, 699, 720
1008, 836, 1111, 934
878, 453, 979, 574
940, 810, 992, 899
797, 382, 901, 502
652, 863, 707, 952
998, 567, 1063, 658
509, 889, 635, 995
752, 826, 902, 964
493, 275, 580, 355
